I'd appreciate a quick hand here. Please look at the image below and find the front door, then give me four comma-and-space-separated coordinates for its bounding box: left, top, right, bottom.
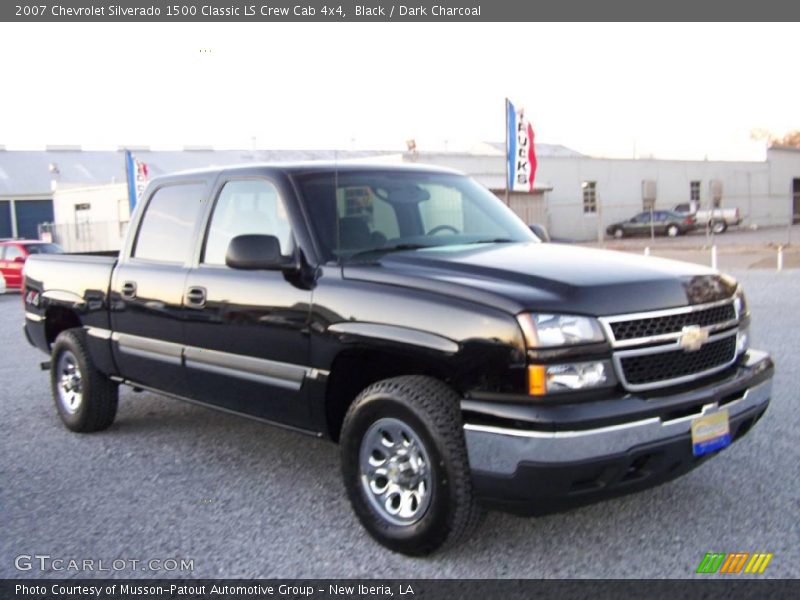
628, 213, 651, 236
182, 177, 313, 428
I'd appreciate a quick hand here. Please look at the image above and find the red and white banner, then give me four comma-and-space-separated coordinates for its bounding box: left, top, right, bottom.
507, 99, 538, 193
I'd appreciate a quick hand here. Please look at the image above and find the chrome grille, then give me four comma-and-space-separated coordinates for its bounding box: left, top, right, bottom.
620, 335, 737, 386
600, 299, 741, 392
610, 303, 736, 342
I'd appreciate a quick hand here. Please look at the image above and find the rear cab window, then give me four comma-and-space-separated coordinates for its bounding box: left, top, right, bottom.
133, 183, 206, 263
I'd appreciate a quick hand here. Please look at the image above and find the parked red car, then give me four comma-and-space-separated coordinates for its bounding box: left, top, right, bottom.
0, 240, 63, 290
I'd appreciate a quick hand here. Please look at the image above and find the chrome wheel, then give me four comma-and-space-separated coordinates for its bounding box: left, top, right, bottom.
56, 350, 83, 414
359, 417, 433, 526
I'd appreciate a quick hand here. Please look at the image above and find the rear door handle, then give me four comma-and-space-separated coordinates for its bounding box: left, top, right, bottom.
185, 286, 207, 309
121, 281, 137, 299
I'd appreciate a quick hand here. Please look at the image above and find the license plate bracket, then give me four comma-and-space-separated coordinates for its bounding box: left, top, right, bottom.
691, 410, 731, 457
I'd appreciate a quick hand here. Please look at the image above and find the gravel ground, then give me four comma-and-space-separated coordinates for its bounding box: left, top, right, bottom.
1, 270, 798, 579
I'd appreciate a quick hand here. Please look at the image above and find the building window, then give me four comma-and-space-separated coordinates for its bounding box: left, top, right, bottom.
582, 181, 597, 213
690, 181, 701, 203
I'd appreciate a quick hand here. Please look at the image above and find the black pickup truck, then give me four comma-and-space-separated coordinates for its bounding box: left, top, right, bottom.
22, 163, 773, 555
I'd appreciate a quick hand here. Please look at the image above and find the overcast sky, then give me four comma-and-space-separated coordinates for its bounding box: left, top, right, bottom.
0, 22, 796, 159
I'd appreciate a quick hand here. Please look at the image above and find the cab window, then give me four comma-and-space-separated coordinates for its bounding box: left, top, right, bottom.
203, 179, 293, 266
133, 183, 205, 263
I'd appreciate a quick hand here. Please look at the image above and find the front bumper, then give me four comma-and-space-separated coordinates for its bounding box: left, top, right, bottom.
463, 350, 773, 514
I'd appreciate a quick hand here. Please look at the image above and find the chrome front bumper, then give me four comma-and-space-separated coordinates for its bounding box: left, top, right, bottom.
464, 360, 772, 477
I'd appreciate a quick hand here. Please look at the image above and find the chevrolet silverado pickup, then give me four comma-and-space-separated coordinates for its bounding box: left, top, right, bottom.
22, 163, 773, 555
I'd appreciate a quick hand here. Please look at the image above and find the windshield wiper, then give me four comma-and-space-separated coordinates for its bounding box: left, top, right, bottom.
346, 243, 432, 261
471, 238, 514, 244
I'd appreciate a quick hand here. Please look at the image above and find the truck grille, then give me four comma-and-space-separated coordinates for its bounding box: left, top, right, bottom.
619, 335, 737, 386
600, 299, 741, 391
610, 303, 736, 342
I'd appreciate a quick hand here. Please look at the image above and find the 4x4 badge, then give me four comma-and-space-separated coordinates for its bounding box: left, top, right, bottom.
679, 325, 709, 352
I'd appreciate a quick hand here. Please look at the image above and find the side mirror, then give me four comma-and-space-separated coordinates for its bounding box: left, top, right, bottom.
225, 234, 295, 271
528, 223, 551, 242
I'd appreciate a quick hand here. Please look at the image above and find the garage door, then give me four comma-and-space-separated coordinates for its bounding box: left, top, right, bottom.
14, 199, 54, 240
0, 201, 11, 238
507, 192, 547, 226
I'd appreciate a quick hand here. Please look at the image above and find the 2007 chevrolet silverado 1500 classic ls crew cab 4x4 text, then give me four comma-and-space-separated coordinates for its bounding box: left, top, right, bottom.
22, 164, 774, 555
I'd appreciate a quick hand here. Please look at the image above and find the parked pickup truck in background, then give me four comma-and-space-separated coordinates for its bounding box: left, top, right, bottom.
674, 203, 742, 234
23, 163, 773, 555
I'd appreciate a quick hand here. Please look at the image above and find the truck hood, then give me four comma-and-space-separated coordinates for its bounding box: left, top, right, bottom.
341, 242, 737, 316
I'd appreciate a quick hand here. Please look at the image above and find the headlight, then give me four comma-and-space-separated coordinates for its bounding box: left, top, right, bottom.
528, 361, 610, 395
517, 313, 606, 348
736, 327, 749, 356
733, 286, 748, 319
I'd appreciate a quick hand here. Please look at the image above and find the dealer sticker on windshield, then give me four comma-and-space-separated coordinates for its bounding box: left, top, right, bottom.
691, 410, 731, 456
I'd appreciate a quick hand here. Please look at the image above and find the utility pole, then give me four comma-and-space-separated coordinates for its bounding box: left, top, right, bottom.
504, 97, 510, 206
597, 194, 604, 244
650, 205, 655, 242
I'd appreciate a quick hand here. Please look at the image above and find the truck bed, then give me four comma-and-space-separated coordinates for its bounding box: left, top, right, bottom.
24, 253, 117, 299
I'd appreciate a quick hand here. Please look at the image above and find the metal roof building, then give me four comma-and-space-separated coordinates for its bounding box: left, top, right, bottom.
0, 148, 393, 239
2, 143, 797, 243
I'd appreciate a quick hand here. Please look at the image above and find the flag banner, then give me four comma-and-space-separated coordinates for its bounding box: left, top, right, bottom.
125, 150, 149, 210
507, 100, 537, 193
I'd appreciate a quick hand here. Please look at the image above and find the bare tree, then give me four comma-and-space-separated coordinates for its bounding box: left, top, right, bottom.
751, 128, 800, 148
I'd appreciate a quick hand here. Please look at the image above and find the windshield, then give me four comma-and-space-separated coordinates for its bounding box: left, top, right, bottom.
24, 243, 63, 254
296, 169, 537, 262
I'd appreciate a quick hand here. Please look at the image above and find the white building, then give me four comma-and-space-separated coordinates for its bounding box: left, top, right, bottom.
404, 144, 800, 241
1, 145, 798, 247
50, 183, 130, 252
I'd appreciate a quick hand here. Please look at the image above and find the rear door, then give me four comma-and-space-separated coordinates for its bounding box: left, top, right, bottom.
181, 171, 313, 428
110, 176, 213, 395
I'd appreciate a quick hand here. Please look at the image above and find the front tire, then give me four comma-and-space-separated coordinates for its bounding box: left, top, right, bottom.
51, 329, 118, 432
340, 376, 483, 555
612, 228, 624, 239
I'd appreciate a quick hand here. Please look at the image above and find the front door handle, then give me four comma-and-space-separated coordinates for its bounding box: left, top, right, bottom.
121, 281, 137, 299
185, 286, 207, 309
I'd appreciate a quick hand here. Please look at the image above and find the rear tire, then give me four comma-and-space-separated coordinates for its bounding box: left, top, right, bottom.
340, 376, 483, 555
710, 220, 727, 234
667, 224, 680, 237
51, 329, 118, 432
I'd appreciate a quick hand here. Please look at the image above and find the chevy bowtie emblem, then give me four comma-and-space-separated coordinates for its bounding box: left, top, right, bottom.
679, 325, 709, 352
